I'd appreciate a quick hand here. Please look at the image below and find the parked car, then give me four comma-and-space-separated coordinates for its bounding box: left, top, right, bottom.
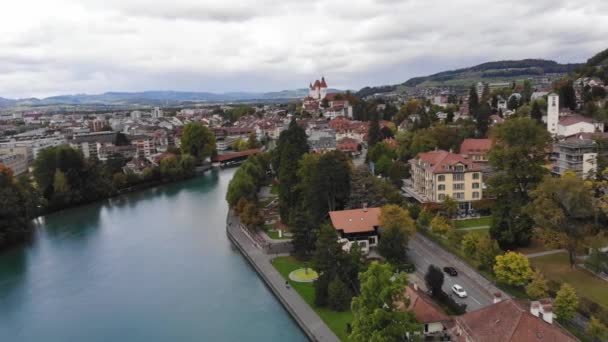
452, 284, 467, 298
443, 266, 458, 276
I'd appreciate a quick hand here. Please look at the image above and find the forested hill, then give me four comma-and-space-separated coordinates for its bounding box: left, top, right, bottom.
357, 58, 583, 98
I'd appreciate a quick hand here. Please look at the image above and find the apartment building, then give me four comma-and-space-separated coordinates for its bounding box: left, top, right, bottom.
408, 150, 484, 211
552, 134, 608, 178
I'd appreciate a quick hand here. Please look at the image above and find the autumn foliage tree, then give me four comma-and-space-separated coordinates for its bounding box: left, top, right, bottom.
493, 251, 533, 286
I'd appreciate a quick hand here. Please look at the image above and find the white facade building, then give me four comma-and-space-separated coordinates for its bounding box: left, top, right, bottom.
547, 93, 559, 135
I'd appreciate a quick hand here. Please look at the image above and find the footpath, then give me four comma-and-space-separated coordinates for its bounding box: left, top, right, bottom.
226, 210, 340, 342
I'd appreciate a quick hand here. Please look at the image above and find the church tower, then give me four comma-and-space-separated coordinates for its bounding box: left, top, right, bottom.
547, 93, 559, 135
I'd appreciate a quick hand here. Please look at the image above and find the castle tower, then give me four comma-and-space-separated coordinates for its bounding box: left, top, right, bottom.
547, 93, 559, 135
320, 76, 328, 99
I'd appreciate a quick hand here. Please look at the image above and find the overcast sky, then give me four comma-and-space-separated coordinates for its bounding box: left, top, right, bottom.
0, 0, 607, 98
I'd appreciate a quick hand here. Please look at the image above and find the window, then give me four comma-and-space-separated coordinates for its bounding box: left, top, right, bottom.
473, 183, 480, 189
438, 175, 445, 182
454, 192, 465, 200
368, 237, 376, 245
453, 183, 465, 190
473, 191, 480, 199
455, 165, 465, 172
438, 194, 446, 201
438, 184, 445, 191
473, 173, 480, 180
453, 173, 465, 181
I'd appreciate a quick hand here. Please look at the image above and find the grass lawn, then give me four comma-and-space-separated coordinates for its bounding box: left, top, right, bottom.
454, 217, 492, 229
531, 252, 608, 309
465, 228, 489, 238
263, 224, 291, 240
272, 256, 353, 341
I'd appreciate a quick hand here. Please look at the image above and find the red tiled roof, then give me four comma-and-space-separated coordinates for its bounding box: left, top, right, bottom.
415, 150, 484, 173
559, 115, 595, 126
320, 77, 327, 88
456, 299, 577, 342
329, 207, 381, 234
212, 149, 261, 162
460, 139, 492, 155
402, 285, 450, 324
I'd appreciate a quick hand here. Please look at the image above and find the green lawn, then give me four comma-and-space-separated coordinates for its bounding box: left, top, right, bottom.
531, 252, 608, 309
454, 217, 492, 229
272, 256, 353, 341
263, 224, 291, 240
465, 228, 490, 238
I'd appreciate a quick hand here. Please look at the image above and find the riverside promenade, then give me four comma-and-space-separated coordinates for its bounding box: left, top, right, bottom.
226, 210, 340, 342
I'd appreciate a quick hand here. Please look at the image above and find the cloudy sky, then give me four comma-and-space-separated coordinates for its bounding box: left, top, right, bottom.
0, 0, 607, 98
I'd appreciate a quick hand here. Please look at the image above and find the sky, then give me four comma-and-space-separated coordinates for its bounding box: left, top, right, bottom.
0, 0, 607, 98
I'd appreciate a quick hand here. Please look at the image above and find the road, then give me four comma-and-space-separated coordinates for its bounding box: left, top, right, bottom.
408, 233, 508, 311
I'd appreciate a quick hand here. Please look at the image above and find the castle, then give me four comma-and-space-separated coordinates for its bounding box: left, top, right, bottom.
308, 77, 328, 100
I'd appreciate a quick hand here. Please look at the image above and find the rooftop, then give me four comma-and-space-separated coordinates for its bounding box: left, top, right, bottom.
329, 207, 381, 234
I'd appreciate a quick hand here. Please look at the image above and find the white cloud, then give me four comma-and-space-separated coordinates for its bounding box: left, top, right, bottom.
0, 0, 606, 98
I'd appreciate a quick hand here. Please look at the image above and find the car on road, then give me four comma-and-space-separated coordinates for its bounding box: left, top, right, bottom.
443, 266, 458, 276
452, 284, 467, 298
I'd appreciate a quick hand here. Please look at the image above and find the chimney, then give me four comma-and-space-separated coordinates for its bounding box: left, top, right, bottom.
493, 292, 502, 304
362, 203, 368, 212
413, 283, 419, 291
530, 301, 540, 318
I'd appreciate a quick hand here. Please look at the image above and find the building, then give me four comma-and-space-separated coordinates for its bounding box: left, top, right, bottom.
0, 153, 27, 175
130, 136, 156, 159
308, 77, 328, 101
558, 115, 604, 137
307, 129, 337, 153
407, 150, 484, 211
552, 134, 608, 178
70, 131, 117, 159
329, 206, 381, 254
151, 107, 164, 119
401, 284, 452, 338
460, 139, 492, 163
454, 299, 577, 342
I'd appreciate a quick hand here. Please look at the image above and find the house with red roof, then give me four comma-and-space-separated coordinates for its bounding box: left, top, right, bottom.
406, 150, 484, 211
459, 138, 492, 163
329, 206, 381, 254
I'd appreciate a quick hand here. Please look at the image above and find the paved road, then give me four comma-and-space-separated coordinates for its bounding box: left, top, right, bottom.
408, 233, 508, 311
227, 211, 340, 342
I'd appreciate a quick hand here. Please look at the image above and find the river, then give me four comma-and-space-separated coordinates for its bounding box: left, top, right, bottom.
0, 168, 307, 342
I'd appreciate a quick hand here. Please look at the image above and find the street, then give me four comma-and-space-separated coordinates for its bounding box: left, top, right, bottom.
408, 233, 506, 311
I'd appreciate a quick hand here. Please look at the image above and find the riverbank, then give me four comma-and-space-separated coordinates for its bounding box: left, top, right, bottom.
226, 210, 340, 342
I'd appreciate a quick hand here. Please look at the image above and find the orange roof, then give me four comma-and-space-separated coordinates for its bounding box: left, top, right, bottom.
460, 138, 492, 154
456, 299, 577, 342
414, 150, 484, 174
329, 207, 381, 234
212, 149, 261, 162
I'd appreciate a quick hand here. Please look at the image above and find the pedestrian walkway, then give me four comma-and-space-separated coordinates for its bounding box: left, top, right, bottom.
525, 249, 566, 258
457, 225, 490, 231
226, 211, 340, 342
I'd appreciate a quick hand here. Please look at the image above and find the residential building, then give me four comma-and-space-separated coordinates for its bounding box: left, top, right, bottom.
130, 135, 156, 158
558, 115, 604, 137
454, 299, 577, 342
401, 284, 452, 339
307, 129, 337, 153
552, 134, 608, 178
460, 139, 492, 162
70, 131, 117, 159
407, 150, 484, 211
151, 107, 164, 119
0, 153, 27, 175
329, 206, 381, 254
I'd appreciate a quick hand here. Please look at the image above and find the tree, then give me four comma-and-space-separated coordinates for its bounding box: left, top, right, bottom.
424, 265, 444, 296
475, 236, 502, 270
430, 215, 452, 236
289, 205, 318, 259
180, 122, 216, 162
475, 103, 491, 138
461, 232, 480, 257
525, 271, 549, 299
347, 166, 402, 209
522, 80, 533, 103
328, 276, 351, 311
0, 166, 33, 250
585, 248, 608, 274
247, 132, 262, 149
493, 251, 533, 286
558, 81, 577, 111
488, 117, 551, 249
531, 101, 542, 123
554, 283, 578, 322
379, 205, 416, 237
388, 161, 408, 188
507, 95, 520, 110
350, 262, 420, 342
528, 172, 595, 267
587, 316, 608, 342
468, 85, 479, 115
441, 196, 458, 218
378, 225, 409, 266
367, 112, 381, 148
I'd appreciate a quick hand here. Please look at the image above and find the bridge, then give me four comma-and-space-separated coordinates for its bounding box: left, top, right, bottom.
212, 149, 262, 166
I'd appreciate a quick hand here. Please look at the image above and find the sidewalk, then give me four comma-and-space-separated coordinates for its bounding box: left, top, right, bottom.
525, 249, 566, 258
227, 211, 340, 342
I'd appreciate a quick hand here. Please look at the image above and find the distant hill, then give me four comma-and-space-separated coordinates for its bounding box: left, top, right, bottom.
586, 48, 608, 67
357, 59, 583, 98
0, 89, 343, 109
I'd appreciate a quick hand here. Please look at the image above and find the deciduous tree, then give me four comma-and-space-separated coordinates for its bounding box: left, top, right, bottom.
554, 283, 578, 321
180, 122, 216, 162
525, 271, 549, 300
493, 251, 533, 286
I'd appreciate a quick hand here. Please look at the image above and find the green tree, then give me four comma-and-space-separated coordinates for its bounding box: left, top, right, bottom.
522, 80, 533, 103
558, 81, 577, 111
528, 172, 596, 267
289, 205, 318, 259
328, 276, 351, 311
0, 166, 33, 250
475, 103, 491, 138
387, 160, 408, 188
112, 172, 128, 189
378, 225, 409, 266
585, 248, 608, 274
247, 133, 262, 149
525, 271, 549, 299
475, 236, 502, 270
554, 283, 578, 322
180, 122, 216, 162
493, 251, 533, 286
468, 85, 479, 115
461, 232, 480, 257
430, 215, 452, 236
530, 100, 542, 123
488, 117, 551, 249
587, 316, 608, 342
424, 264, 444, 296
276, 120, 309, 221
379, 205, 416, 237
367, 112, 381, 148
350, 262, 420, 342
441, 196, 458, 218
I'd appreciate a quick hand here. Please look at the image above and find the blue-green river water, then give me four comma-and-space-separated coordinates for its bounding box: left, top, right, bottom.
0, 168, 307, 341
